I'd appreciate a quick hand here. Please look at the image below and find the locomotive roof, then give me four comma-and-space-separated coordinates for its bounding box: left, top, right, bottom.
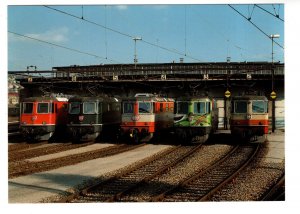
231, 95, 268, 101
68, 96, 120, 102
22, 97, 68, 102
122, 96, 174, 102
175, 96, 212, 101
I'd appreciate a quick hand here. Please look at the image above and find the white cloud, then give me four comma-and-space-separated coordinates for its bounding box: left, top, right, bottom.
115, 5, 128, 10
9, 27, 69, 43
26, 27, 69, 43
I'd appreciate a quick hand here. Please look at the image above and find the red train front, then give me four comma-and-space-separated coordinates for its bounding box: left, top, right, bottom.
120, 93, 174, 143
20, 96, 68, 141
230, 95, 269, 142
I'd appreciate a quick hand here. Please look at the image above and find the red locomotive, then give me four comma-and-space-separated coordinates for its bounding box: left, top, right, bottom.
20, 96, 68, 141
230, 95, 269, 142
120, 93, 174, 143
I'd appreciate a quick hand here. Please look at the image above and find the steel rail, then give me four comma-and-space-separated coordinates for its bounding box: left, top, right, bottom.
9, 143, 146, 179
150, 145, 241, 202
105, 144, 203, 202
260, 173, 285, 201
151, 144, 260, 202
56, 144, 179, 202
198, 144, 260, 201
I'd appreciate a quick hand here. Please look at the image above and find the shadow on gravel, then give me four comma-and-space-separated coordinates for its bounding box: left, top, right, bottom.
205, 133, 236, 145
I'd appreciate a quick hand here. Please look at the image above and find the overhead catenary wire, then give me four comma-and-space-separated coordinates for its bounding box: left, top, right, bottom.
8, 31, 122, 64
247, 5, 255, 20
105, 5, 108, 60
190, 7, 261, 61
43, 5, 203, 62
228, 4, 284, 49
185, 5, 187, 57
254, 4, 284, 22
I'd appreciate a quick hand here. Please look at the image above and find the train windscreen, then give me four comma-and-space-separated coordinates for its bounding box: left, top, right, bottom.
252, 101, 268, 113
22, 103, 33, 114
138, 102, 152, 113
37, 103, 49, 114
234, 101, 247, 113
69, 102, 80, 114
83, 102, 97, 114
194, 102, 206, 114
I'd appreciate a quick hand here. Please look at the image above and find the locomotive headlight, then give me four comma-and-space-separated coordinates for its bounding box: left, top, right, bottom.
42, 121, 47, 125
247, 114, 252, 119
22, 121, 27, 125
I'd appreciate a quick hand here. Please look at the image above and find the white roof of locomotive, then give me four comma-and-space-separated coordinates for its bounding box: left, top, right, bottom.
134, 93, 154, 97
55, 97, 69, 102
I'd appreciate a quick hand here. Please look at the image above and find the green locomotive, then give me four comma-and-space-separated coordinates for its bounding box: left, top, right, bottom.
174, 97, 218, 144
67, 96, 121, 142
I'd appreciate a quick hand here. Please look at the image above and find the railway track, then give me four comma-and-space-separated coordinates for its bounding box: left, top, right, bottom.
56, 144, 201, 202
8, 142, 47, 152
9, 142, 95, 162
55, 143, 240, 203
9, 143, 146, 179
260, 173, 285, 201
8, 131, 283, 202
151, 144, 260, 202
208, 144, 285, 201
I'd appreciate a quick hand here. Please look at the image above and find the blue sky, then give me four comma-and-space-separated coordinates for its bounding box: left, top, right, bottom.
7, 3, 285, 71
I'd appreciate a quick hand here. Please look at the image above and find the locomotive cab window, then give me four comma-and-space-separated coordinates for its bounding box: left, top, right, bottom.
252, 101, 267, 113
233, 101, 247, 113
22, 102, 33, 114
83, 102, 97, 114
194, 102, 206, 114
37, 103, 49, 114
69, 102, 80, 114
177, 102, 189, 114
138, 102, 152, 113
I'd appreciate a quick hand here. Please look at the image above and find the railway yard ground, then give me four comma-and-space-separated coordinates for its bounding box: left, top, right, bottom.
6, 129, 286, 204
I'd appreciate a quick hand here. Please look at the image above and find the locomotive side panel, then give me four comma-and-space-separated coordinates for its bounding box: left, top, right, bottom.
154, 101, 174, 131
